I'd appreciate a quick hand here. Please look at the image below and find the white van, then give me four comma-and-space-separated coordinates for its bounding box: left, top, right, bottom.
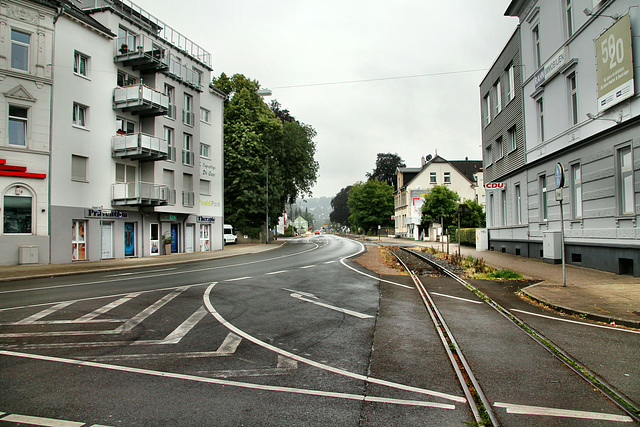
223, 224, 237, 244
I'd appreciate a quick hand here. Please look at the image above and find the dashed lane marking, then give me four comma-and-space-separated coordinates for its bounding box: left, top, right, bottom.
289, 292, 373, 319
0, 413, 90, 427
494, 402, 633, 422
430, 292, 483, 304
224, 277, 252, 282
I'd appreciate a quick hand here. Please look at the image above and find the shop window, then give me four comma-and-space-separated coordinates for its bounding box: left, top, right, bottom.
3, 188, 33, 234
72, 219, 87, 260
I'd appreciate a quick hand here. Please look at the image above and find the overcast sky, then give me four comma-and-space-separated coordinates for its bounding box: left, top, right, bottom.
134, 0, 519, 198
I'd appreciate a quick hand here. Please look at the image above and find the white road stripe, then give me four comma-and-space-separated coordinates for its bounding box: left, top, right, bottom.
494, 402, 633, 422
215, 332, 242, 353
78, 351, 234, 362
431, 292, 483, 304
15, 301, 75, 324
205, 284, 466, 403
266, 270, 288, 275
0, 413, 85, 427
106, 268, 176, 277
290, 293, 373, 319
74, 293, 140, 323
115, 287, 188, 333
224, 277, 252, 282
511, 309, 640, 334
299, 265, 316, 269
0, 350, 455, 410
159, 306, 208, 344
323, 261, 337, 264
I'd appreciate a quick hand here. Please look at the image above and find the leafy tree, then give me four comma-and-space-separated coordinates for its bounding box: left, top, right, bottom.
330, 185, 352, 226
460, 199, 486, 228
269, 100, 296, 123
348, 180, 394, 234
365, 153, 406, 188
420, 185, 460, 232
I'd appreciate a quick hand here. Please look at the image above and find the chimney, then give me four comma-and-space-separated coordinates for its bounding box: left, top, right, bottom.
421, 156, 426, 167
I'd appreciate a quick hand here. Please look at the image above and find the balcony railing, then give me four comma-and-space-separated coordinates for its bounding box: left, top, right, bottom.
169, 60, 203, 91
112, 181, 170, 206
166, 146, 177, 162
166, 103, 176, 119
182, 191, 195, 208
114, 35, 168, 72
182, 110, 194, 126
112, 133, 168, 161
182, 149, 194, 166
167, 189, 176, 206
113, 84, 169, 116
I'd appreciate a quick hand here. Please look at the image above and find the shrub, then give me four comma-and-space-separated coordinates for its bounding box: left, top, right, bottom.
489, 269, 523, 280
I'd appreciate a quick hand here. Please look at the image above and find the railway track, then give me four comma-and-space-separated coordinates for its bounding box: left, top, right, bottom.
391, 247, 640, 426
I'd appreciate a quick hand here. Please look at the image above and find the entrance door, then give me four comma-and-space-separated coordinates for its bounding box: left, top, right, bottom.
101, 222, 113, 258
150, 223, 159, 256
124, 222, 136, 257
170, 223, 179, 253
185, 224, 194, 253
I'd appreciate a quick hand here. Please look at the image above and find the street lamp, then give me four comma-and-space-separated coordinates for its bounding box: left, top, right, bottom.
258, 88, 273, 243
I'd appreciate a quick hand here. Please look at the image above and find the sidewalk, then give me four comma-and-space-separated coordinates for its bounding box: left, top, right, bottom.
371, 236, 640, 329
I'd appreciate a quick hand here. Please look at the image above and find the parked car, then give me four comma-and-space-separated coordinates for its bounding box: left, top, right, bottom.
223, 224, 237, 244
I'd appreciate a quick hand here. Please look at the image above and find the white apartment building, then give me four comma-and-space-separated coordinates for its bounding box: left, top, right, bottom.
394, 155, 483, 240
483, 0, 639, 275
0, 0, 57, 265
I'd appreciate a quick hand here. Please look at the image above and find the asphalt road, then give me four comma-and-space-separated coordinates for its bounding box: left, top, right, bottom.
0, 235, 637, 426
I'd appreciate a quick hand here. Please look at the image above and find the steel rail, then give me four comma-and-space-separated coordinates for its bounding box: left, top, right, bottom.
392, 251, 498, 426
400, 247, 640, 424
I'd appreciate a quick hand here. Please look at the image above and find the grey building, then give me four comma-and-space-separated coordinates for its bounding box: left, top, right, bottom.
482, 0, 640, 276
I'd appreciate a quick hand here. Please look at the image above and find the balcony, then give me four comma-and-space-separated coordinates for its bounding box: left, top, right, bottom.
182, 191, 195, 208
168, 60, 203, 91
114, 35, 168, 72
112, 133, 168, 161
113, 84, 169, 117
112, 181, 169, 206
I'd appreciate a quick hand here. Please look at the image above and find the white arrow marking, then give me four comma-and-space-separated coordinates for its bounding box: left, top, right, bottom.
290, 293, 373, 319
494, 402, 632, 422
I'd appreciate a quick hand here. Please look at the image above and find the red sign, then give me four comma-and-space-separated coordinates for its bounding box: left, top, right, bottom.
485, 182, 506, 189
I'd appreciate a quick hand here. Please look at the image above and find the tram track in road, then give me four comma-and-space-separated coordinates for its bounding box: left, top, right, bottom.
392, 247, 640, 425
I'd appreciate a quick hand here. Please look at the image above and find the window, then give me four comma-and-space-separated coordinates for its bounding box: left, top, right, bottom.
8, 106, 28, 146
485, 145, 492, 166
73, 103, 87, 127
11, 29, 29, 71
489, 193, 495, 227
515, 184, 522, 224
532, 25, 541, 68
444, 172, 451, 184
71, 155, 87, 181
163, 169, 175, 205
200, 143, 210, 158
571, 163, 582, 219
430, 172, 437, 184
183, 94, 194, 126
506, 64, 515, 102
200, 107, 210, 123
507, 126, 517, 152
495, 137, 503, 160
165, 84, 175, 119
117, 117, 135, 134
115, 163, 136, 184
3, 190, 32, 234
117, 71, 137, 87
483, 94, 491, 126
565, 0, 574, 38
74, 51, 88, 77
536, 97, 544, 142
501, 189, 507, 225
539, 175, 548, 221
200, 179, 211, 195
183, 133, 194, 166
568, 73, 578, 125
494, 81, 502, 115
617, 146, 634, 215
164, 127, 175, 161
72, 220, 87, 260
118, 26, 137, 53
183, 173, 194, 207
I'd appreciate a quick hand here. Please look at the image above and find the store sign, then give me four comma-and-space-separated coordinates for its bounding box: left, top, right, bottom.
485, 182, 506, 189
160, 214, 178, 222
85, 209, 128, 218
596, 14, 634, 112
534, 47, 568, 89
197, 216, 215, 223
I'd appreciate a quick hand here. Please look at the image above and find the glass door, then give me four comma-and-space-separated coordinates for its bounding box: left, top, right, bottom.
124, 222, 136, 257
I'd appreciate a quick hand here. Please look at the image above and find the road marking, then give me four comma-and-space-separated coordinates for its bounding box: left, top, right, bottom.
204, 284, 465, 403
15, 301, 75, 325
0, 413, 86, 426
494, 402, 633, 422
431, 292, 483, 304
290, 293, 373, 319
338, 243, 413, 289
224, 277, 252, 282
74, 293, 140, 323
115, 287, 188, 333
0, 350, 456, 410
323, 261, 337, 264
106, 268, 176, 277
510, 309, 640, 334
157, 306, 208, 344
196, 356, 298, 378
299, 265, 316, 269
266, 270, 288, 275
216, 332, 242, 353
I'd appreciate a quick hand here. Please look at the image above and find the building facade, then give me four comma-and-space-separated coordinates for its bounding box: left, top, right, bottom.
483, 0, 640, 275
394, 155, 483, 240
0, 0, 57, 265
0, 0, 225, 266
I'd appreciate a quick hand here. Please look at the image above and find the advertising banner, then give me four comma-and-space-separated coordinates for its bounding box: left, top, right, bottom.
596, 14, 634, 112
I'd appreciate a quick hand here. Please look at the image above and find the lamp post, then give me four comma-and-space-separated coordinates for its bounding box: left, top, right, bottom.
258, 88, 273, 244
